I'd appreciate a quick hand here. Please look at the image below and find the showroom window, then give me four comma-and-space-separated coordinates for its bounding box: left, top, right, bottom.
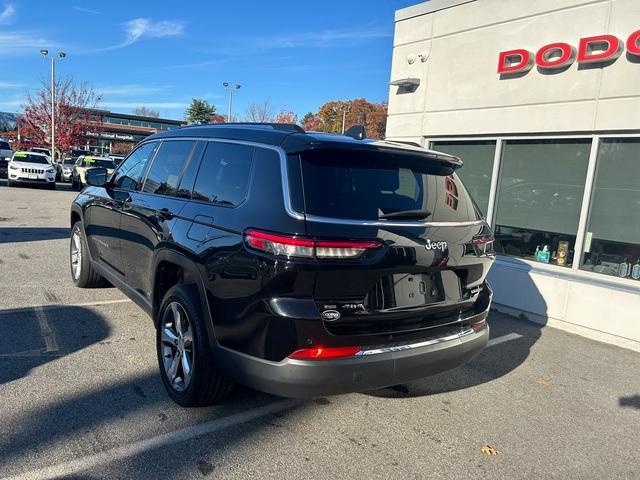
431, 140, 496, 215
581, 138, 640, 280
493, 139, 591, 267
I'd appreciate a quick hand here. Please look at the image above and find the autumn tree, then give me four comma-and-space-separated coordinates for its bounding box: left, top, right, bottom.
274, 109, 298, 125
111, 142, 133, 155
21, 77, 102, 155
316, 98, 388, 138
185, 99, 216, 125
132, 106, 160, 118
244, 101, 274, 123
210, 113, 226, 124
301, 113, 323, 131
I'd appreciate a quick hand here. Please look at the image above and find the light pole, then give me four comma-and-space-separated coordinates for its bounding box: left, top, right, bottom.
223, 82, 241, 122
40, 50, 66, 162
340, 105, 351, 134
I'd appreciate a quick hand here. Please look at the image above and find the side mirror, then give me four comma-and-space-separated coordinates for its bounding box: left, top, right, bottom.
86, 167, 108, 187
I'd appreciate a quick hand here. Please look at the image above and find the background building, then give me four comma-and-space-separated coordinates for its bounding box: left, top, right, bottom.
0, 109, 185, 154
387, 0, 640, 350
84, 110, 186, 154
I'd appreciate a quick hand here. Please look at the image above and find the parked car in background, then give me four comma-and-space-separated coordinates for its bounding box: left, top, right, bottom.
69, 123, 495, 407
60, 156, 77, 182
0, 139, 13, 178
7, 151, 56, 189
109, 154, 125, 166
29, 147, 51, 157
71, 155, 115, 190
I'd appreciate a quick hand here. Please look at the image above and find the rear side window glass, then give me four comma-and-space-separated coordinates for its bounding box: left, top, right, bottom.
192, 142, 254, 207
142, 141, 194, 196
113, 142, 159, 191
0, 141, 10, 150
297, 149, 478, 223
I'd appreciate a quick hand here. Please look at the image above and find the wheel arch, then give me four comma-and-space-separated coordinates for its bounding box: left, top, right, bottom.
151, 249, 220, 351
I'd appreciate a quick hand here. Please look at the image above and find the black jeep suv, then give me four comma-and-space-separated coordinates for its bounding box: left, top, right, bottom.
69, 123, 495, 407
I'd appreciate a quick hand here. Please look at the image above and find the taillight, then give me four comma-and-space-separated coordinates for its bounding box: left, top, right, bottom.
245, 230, 380, 259
471, 234, 495, 256
289, 345, 361, 360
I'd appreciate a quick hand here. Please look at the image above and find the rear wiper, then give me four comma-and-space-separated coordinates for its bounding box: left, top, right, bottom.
379, 209, 432, 220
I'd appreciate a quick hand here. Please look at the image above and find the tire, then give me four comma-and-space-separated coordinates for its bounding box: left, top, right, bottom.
70, 221, 104, 287
157, 285, 234, 407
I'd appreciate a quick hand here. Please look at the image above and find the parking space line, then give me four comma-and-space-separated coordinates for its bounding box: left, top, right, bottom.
487, 333, 523, 347
2, 398, 301, 480
0, 299, 132, 317
34, 307, 58, 353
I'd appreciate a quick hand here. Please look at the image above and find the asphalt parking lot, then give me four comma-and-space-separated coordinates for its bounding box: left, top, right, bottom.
0, 179, 639, 480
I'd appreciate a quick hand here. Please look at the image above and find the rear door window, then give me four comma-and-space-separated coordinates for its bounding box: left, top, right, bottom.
0, 141, 11, 150
142, 141, 195, 196
296, 149, 479, 223
192, 142, 254, 207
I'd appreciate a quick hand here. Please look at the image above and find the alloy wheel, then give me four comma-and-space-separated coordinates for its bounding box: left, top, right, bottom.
70, 229, 82, 280
160, 302, 194, 392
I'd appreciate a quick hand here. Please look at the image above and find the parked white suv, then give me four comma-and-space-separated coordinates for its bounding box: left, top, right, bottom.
7, 151, 57, 189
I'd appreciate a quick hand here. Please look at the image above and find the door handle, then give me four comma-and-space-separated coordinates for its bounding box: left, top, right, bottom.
158, 208, 174, 220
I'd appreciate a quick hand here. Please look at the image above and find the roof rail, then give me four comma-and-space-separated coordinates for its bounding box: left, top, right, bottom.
181, 122, 305, 133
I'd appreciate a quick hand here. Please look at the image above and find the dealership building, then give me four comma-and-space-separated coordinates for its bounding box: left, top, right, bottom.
84, 110, 185, 154
387, 0, 640, 350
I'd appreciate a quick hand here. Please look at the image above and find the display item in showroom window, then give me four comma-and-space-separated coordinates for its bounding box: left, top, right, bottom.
556, 241, 569, 266
618, 258, 630, 278
632, 259, 640, 280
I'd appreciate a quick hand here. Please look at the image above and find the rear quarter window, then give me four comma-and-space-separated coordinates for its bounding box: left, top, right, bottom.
191, 142, 254, 207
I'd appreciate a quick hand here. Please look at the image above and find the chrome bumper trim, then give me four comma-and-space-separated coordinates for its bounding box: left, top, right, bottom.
355, 327, 476, 356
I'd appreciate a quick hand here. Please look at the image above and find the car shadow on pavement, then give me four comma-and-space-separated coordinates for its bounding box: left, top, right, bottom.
0, 305, 110, 385
0, 226, 70, 244
0, 369, 304, 478
367, 257, 548, 399
619, 395, 640, 410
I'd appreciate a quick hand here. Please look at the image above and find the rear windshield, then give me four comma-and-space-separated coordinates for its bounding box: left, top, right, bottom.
14, 153, 49, 164
82, 158, 115, 168
0, 141, 10, 150
294, 149, 480, 222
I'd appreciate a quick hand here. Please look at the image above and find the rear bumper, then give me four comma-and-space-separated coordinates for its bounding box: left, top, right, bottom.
216, 322, 489, 398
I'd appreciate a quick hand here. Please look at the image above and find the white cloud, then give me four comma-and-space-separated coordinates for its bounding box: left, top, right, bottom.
97, 84, 170, 96
249, 27, 390, 50
73, 6, 100, 15
93, 18, 185, 52
0, 3, 15, 24
100, 101, 188, 109
0, 81, 26, 89
0, 32, 59, 56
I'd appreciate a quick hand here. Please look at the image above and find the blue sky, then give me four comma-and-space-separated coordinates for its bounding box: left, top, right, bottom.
0, 0, 417, 120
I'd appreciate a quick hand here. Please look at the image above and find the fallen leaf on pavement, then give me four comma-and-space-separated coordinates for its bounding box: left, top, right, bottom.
480, 445, 500, 456
536, 378, 551, 386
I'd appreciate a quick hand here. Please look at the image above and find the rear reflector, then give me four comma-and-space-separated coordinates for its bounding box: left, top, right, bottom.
245, 230, 379, 259
289, 346, 361, 360
470, 319, 487, 332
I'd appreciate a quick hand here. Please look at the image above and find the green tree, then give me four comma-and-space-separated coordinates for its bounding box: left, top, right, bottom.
300, 112, 314, 126
185, 99, 216, 125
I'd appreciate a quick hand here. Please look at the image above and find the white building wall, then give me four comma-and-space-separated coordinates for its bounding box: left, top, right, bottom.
388, 0, 640, 350
387, 0, 640, 140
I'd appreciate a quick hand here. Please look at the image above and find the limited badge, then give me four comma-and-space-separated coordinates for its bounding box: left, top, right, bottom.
321, 310, 341, 321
